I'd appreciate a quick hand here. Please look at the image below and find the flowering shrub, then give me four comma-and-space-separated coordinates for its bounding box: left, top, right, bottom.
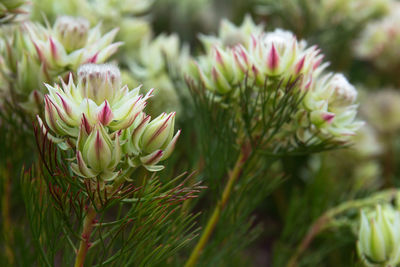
1, 1, 400, 267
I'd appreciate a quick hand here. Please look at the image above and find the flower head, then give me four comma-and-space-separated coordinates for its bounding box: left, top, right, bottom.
188, 16, 362, 144
123, 112, 181, 172
361, 89, 400, 134
54, 16, 90, 52
355, 4, 400, 72
199, 15, 264, 50
41, 64, 179, 181
44, 63, 151, 139
301, 73, 363, 140
25, 16, 122, 74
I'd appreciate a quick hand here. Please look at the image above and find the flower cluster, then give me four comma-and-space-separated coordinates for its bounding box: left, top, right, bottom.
188, 18, 362, 143
1, 16, 122, 115
40, 63, 180, 182
25, 15, 122, 76
357, 205, 400, 267
355, 3, 400, 72
29, 0, 152, 61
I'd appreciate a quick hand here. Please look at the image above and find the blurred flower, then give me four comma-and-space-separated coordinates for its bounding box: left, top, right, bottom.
25, 16, 122, 75
355, 3, 400, 72
1, 16, 122, 116
128, 33, 189, 116
118, 17, 152, 59
351, 125, 383, 158
123, 112, 181, 172
301, 73, 363, 140
361, 89, 400, 134
199, 15, 264, 50
357, 205, 400, 267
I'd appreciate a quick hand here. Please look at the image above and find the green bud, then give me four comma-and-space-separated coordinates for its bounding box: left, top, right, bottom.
357, 205, 400, 266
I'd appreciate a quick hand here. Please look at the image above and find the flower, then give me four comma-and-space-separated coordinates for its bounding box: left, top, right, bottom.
357, 205, 400, 267
123, 112, 181, 172
191, 27, 327, 95
249, 30, 324, 84
127, 33, 189, 116
41, 63, 180, 180
361, 89, 400, 134
355, 3, 400, 72
199, 14, 264, 50
302, 73, 362, 137
191, 46, 246, 94
25, 16, 122, 75
188, 16, 362, 144
44, 63, 151, 141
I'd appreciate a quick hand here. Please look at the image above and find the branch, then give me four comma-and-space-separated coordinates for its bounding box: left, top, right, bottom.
185, 144, 251, 267
74, 205, 97, 267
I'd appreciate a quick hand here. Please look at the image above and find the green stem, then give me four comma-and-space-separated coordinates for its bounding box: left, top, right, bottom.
185, 150, 247, 267
74, 206, 97, 267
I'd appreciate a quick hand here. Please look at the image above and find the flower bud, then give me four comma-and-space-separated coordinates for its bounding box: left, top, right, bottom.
303, 73, 363, 140
54, 16, 90, 52
326, 74, 357, 107
71, 123, 121, 181
140, 112, 176, 153
355, 3, 400, 71
125, 112, 181, 172
199, 15, 264, 50
357, 205, 400, 266
78, 63, 122, 105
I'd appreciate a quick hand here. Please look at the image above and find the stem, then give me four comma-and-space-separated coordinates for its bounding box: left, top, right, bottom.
74, 205, 97, 267
1, 161, 14, 265
185, 150, 248, 267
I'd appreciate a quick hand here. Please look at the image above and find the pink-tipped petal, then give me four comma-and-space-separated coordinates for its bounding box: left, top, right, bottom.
141, 150, 164, 166
56, 92, 71, 116
81, 113, 92, 134
268, 43, 279, 71
160, 130, 181, 160
98, 100, 113, 126
86, 52, 99, 63
95, 129, 104, 162
214, 47, 224, 65
322, 113, 335, 124
295, 56, 306, 74
49, 37, 58, 59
